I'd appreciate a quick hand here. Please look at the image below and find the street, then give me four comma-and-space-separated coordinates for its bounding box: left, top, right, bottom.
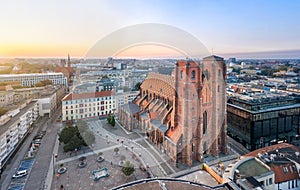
0, 117, 48, 190
24, 106, 62, 190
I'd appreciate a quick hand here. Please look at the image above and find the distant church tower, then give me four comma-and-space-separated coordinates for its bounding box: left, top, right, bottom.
174, 55, 227, 166
67, 54, 71, 67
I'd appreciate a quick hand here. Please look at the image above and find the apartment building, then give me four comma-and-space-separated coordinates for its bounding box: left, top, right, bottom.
0, 73, 68, 87
62, 91, 116, 121
0, 85, 14, 107
0, 100, 39, 171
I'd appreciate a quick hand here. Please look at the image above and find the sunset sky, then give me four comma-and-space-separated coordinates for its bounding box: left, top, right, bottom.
0, 0, 300, 58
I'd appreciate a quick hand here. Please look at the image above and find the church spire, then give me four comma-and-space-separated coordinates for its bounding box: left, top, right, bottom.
67, 54, 71, 67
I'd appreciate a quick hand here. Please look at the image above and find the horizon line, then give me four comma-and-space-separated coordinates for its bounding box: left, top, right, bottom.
0, 49, 300, 60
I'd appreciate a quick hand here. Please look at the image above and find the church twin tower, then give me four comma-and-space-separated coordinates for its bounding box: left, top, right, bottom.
174, 55, 227, 165
118, 55, 227, 166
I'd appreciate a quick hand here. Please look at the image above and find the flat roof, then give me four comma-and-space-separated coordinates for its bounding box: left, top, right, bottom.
0, 101, 37, 135
0, 72, 64, 77
237, 158, 269, 177
227, 103, 300, 114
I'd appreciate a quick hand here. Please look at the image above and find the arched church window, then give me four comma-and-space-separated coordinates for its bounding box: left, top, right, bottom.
203, 111, 207, 135
191, 70, 195, 79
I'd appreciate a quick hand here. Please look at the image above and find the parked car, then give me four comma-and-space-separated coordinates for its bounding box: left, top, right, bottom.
33, 141, 41, 144
34, 135, 43, 139
12, 170, 28, 179
33, 143, 40, 147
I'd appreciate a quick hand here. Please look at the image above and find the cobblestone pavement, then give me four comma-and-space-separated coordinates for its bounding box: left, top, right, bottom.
51, 118, 241, 189
52, 144, 149, 189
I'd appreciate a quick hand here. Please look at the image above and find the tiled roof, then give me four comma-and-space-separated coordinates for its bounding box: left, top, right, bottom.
245, 143, 298, 157
271, 163, 299, 183
121, 102, 140, 114
140, 72, 175, 100
203, 55, 224, 61
150, 119, 168, 133
62, 91, 114, 101
245, 143, 300, 183
166, 126, 182, 144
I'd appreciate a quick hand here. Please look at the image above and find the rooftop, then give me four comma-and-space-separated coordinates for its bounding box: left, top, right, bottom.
236, 158, 270, 178
0, 72, 65, 77
62, 91, 114, 101
121, 102, 140, 114
203, 55, 224, 61
112, 178, 229, 190
245, 143, 300, 183
0, 101, 37, 135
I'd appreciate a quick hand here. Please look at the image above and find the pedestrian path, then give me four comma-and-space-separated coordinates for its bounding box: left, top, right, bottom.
55, 144, 121, 165
135, 132, 176, 174
89, 120, 168, 176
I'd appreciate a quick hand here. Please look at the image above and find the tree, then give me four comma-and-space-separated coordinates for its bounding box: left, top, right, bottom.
59, 126, 76, 144
82, 130, 95, 146
35, 82, 44, 87
107, 114, 112, 124
40, 79, 53, 86
121, 161, 135, 176
134, 82, 142, 91
77, 120, 88, 133
64, 135, 81, 152
111, 115, 115, 127
0, 108, 8, 117
123, 86, 131, 92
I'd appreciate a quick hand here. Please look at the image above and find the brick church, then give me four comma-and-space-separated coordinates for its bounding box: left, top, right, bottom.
118, 55, 227, 166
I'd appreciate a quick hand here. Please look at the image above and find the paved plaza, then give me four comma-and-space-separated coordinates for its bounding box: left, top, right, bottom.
50, 118, 236, 189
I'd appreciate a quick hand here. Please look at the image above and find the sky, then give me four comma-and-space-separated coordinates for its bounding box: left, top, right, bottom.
0, 0, 300, 58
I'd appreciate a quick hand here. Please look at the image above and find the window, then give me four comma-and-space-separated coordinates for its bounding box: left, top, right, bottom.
218, 69, 221, 77
203, 111, 207, 135
191, 70, 195, 79
283, 166, 288, 174
180, 70, 183, 79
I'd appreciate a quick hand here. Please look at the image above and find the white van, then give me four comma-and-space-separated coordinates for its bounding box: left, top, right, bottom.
12, 170, 28, 179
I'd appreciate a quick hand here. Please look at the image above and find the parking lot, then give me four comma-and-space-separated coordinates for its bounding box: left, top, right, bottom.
8, 159, 35, 190
7, 131, 46, 190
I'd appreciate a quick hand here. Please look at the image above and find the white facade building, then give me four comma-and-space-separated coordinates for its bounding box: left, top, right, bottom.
0, 100, 38, 171
62, 91, 116, 121
62, 90, 140, 121
0, 73, 68, 87
0, 89, 14, 107
37, 93, 57, 117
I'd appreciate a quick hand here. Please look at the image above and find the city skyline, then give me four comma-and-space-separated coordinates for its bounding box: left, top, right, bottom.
0, 0, 300, 58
